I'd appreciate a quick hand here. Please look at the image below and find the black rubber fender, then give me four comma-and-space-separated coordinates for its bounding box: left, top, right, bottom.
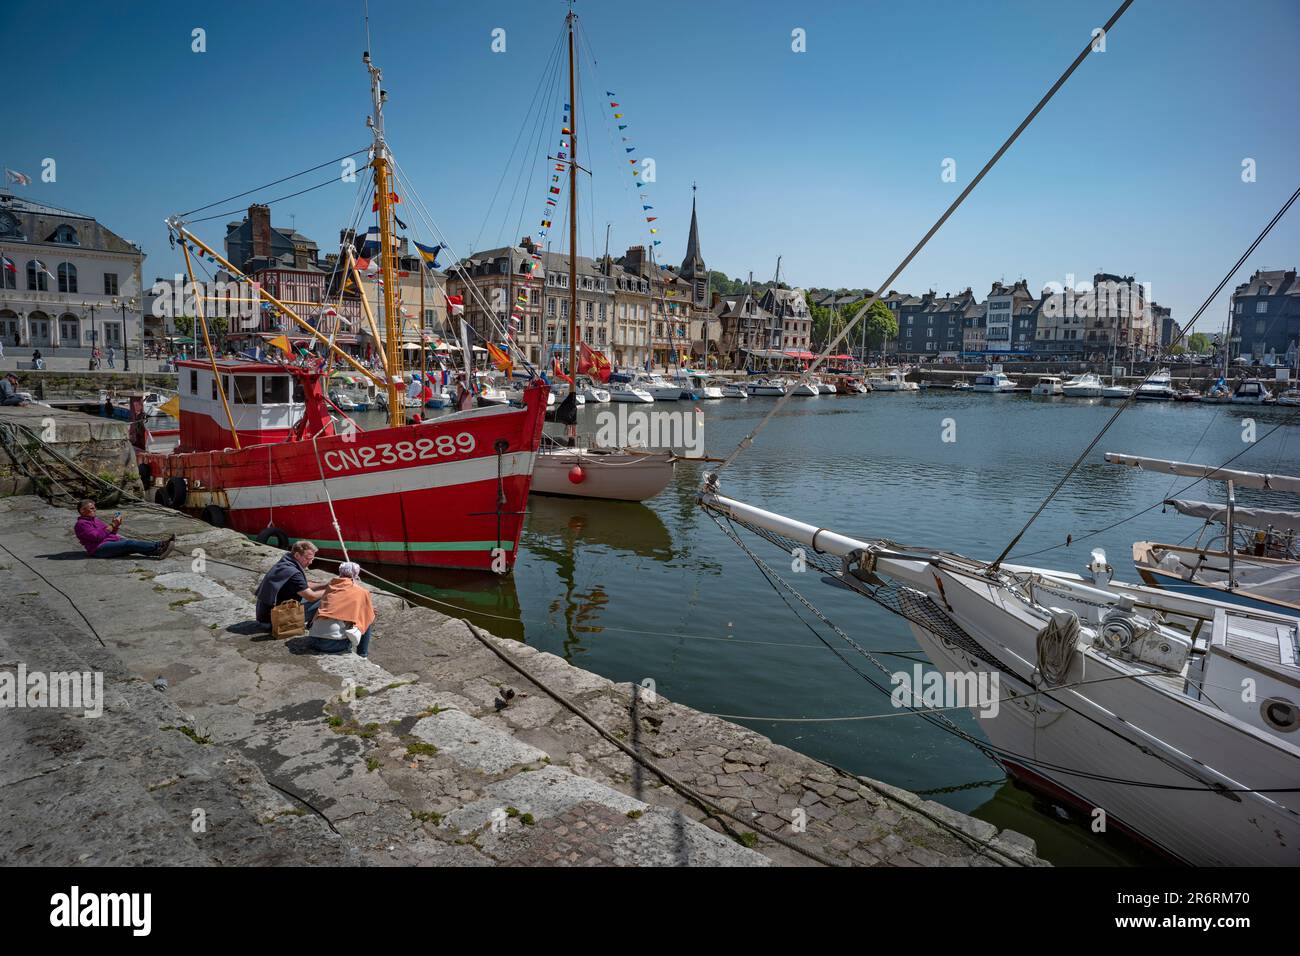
255, 526, 291, 550
200, 504, 228, 528
163, 476, 187, 508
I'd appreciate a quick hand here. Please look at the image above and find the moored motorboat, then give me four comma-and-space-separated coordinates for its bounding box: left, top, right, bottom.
1061, 372, 1104, 397
1230, 377, 1272, 405
865, 369, 918, 392
608, 381, 654, 403
1030, 375, 1063, 396
972, 371, 1015, 393
1135, 368, 1177, 400
746, 378, 789, 396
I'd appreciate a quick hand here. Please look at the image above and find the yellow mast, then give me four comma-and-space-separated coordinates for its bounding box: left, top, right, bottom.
366, 51, 405, 427
169, 226, 386, 391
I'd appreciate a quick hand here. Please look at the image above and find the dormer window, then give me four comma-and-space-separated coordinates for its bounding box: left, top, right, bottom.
51, 224, 79, 244
0, 212, 24, 240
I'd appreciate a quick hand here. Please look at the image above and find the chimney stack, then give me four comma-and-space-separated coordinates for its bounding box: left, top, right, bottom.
249, 204, 272, 260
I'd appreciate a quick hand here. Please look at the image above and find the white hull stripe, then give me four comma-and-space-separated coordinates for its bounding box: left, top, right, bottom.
224, 450, 537, 511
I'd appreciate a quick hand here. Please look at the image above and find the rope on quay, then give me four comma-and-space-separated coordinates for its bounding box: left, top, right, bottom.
0, 539, 107, 648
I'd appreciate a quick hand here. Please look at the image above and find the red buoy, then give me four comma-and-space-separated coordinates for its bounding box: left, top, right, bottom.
568, 465, 586, 484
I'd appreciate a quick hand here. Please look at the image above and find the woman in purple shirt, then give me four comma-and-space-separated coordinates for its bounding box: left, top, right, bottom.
74, 499, 174, 559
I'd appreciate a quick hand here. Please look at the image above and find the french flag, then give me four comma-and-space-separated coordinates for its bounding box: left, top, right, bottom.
1, 254, 14, 274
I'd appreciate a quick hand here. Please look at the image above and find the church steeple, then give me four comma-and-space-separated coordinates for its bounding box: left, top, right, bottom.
680, 184, 707, 307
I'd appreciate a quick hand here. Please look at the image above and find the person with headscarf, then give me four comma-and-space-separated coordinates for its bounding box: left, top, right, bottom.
307, 561, 376, 657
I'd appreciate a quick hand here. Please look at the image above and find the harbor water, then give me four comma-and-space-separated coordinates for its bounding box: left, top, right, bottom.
353, 392, 1300, 865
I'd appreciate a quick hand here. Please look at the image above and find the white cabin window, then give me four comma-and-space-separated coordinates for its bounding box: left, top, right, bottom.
233, 375, 259, 405
262, 376, 290, 404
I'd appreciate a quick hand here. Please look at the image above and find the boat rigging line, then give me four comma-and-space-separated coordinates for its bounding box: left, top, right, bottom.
179, 148, 370, 218
1008, 406, 1300, 561
990, 183, 1300, 570
708, 0, 1135, 480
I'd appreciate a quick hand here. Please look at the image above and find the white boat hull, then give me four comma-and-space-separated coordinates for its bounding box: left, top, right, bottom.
907, 609, 1300, 866
609, 386, 654, 404
530, 448, 675, 501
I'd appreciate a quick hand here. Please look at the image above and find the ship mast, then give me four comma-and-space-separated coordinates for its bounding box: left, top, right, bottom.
366, 50, 405, 427
566, 6, 579, 439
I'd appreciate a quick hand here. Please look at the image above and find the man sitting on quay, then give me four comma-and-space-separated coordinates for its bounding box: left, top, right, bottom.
74, 499, 175, 559
1, 372, 28, 406
306, 561, 376, 657
255, 540, 327, 631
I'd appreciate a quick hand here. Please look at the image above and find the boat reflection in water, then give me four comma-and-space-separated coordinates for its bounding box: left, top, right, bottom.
367, 564, 525, 643
522, 496, 674, 659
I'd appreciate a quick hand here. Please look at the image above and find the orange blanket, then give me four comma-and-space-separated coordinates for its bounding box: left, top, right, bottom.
317, 577, 376, 633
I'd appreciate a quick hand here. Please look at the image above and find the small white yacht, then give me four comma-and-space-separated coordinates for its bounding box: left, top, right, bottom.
972, 371, 1015, 393
866, 369, 918, 392
1135, 369, 1177, 401
633, 373, 686, 401
719, 379, 748, 399
1061, 372, 1104, 397
577, 376, 611, 404
1031, 375, 1063, 396
608, 380, 654, 403
747, 378, 789, 396
788, 379, 821, 397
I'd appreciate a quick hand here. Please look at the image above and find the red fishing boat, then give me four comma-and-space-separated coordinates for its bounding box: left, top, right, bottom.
139, 359, 547, 571
139, 49, 548, 571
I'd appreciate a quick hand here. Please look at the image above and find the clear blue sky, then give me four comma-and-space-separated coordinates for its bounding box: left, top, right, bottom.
7, 0, 1298, 332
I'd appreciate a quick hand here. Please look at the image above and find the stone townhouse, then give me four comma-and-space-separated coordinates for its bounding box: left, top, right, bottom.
0, 188, 145, 355
1229, 268, 1300, 362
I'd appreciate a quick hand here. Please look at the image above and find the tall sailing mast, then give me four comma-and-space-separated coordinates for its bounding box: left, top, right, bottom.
565, 7, 579, 440
365, 50, 405, 427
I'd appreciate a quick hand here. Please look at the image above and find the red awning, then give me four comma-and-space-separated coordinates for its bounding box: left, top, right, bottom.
784, 350, 815, 360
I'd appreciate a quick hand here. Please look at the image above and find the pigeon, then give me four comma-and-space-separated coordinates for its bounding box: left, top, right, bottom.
152, 677, 168, 692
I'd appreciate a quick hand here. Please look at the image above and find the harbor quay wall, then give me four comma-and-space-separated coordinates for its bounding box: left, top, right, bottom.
7, 370, 178, 400
0, 405, 142, 499
0, 494, 1045, 867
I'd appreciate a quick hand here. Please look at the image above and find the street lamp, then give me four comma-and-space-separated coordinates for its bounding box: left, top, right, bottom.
117, 297, 136, 372
85, 302, 98, 369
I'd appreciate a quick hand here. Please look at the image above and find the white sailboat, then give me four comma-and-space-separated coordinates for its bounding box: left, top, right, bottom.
525, 8, 674, 503
698, 487, 1300, 865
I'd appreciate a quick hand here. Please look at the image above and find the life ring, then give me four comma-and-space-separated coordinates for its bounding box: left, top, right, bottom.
162, 476, 187, 508
256, 526, 291, 550
200, 505, 228, 528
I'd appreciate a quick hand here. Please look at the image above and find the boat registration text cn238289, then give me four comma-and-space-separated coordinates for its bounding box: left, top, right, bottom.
323, 433, 477, 473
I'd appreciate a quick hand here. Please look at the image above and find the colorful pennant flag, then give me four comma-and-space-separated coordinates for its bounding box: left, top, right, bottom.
413, 240, 443, 269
